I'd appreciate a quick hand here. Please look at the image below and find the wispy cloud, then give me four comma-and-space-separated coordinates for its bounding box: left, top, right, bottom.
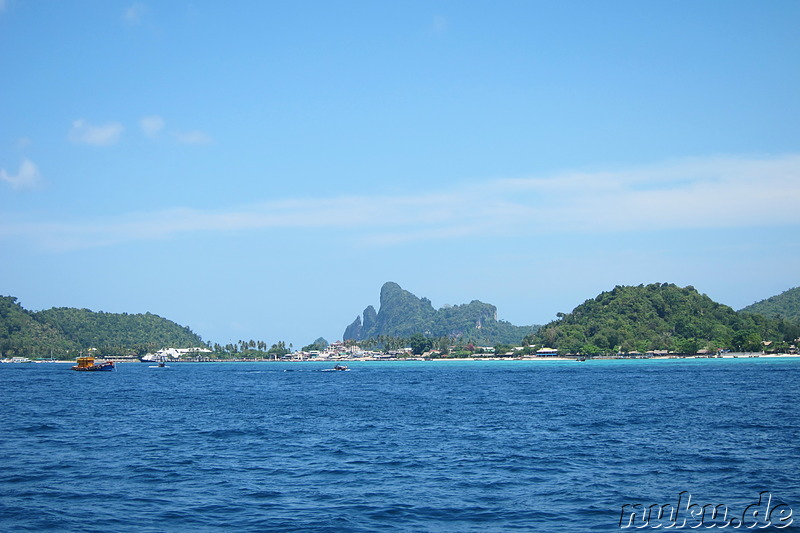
140, 115, 165, 138
3, 154, 799, 252
1, 158, 41, 190
0, 0, 6, 14
173, 130, 212, 145
68, 119, 124, 146
139, 115, 210, 144
490, 155, 800, 233
124, 2, 147, 24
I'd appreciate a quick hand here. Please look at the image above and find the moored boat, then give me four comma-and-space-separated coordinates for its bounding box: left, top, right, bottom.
322, 364, 349, 372
1, 357, 33, 363
71, 357, 115, 371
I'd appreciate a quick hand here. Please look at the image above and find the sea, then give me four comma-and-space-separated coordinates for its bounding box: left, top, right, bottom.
1, 358, 798, 532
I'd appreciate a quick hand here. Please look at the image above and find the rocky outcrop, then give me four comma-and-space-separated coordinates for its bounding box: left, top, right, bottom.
343, 315, 362, 342
362, 305, 377, 332
342, 282, 536, 344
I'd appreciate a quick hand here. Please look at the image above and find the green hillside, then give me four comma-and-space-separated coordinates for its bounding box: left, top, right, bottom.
0, 295, 206, 359
0, 296, 76, 358
344, 282, 537, 345
36, 307, 206, 356
526, 283, 799, 355
740, 287, 800, 322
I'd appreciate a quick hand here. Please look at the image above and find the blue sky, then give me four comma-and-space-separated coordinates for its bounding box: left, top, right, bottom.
2, 1, 799, 349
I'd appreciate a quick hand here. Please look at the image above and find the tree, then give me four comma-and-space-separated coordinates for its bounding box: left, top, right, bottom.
408, 333, 432, 355
581, 343, 604, 355
433, 336, 450, 354
267, 341, 289, 357
743, 332, 763, 353
302, 337, 328, 352
494, 343, 513, 356
677, 338, 701, 355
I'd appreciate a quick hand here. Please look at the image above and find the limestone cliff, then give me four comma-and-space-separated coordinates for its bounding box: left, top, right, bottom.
342, 282, 536, 344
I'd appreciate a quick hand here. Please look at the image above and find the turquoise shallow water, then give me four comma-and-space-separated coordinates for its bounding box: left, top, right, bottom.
1, 358, 798, 532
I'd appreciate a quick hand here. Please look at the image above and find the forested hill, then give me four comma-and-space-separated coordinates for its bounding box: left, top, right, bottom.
0, 296, 206, 359
739, 287, 800, 322
36, 307, 205, 354
526, 283, 800, 355
343, 282, 537, 345
0, 297, 70, 358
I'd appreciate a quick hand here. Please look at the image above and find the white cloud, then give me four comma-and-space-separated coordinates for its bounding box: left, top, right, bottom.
140, 115, 165, 138
497, 155, 800, 233
124, 3, 147, 24
173, 130, 212, 145
68, 119, 124, 146
1, 158, 41, 190
0, 0, 6, 13
3, 154, 799, 252
140, 116, 210, 144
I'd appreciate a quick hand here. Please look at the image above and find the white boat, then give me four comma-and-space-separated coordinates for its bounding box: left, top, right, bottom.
322, 364, 349, 372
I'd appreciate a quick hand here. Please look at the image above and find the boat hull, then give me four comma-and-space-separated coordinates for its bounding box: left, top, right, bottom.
71, 362, 115, 371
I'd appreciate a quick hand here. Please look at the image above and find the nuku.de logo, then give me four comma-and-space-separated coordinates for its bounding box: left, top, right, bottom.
619, 491, 793, 529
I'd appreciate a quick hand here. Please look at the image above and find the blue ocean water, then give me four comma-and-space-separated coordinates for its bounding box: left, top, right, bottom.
1, 358, 798, 532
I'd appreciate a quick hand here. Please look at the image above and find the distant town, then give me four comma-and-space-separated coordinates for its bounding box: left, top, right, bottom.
88, 340, 800, 364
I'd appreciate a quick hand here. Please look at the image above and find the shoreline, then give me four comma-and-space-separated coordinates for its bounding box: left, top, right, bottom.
102, 353, 800, 363
5, 353, 799, 364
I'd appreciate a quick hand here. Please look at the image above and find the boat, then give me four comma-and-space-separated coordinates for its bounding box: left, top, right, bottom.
71, 357, 115, 372
322, 364, 349, 372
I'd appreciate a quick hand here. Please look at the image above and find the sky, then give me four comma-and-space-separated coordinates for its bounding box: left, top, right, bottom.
2, 1, 799, 349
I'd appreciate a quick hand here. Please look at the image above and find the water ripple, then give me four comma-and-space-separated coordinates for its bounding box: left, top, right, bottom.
1, 359, 798, 532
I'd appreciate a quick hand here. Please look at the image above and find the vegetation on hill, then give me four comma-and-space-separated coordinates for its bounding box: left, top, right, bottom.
739, 287, 800, 322
302, 337, 329, 352
6, 282, 798, 361
0, 297, 76, 358
0, 296, 206, 359
36, 307, 204, 356
344, 282, 538, 345
525, 283, 800, 355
